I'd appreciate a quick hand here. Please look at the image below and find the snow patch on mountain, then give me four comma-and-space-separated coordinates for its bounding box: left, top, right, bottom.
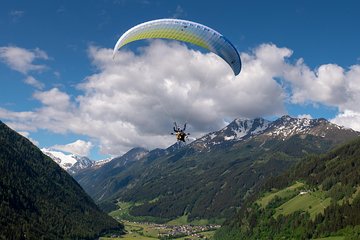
222, 118, 271, 141
42, 148, 78, 169
191, 115, 360, 151
266, 116, 329, 139
41, 148, 95, 174
93, 158, 112, 168
193, 118, 271, 150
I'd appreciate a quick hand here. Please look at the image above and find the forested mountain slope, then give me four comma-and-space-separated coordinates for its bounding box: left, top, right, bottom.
215, 137, 360, 239
0, 121, 124, 239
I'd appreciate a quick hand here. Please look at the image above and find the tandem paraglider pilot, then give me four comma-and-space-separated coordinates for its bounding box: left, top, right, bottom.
172, 122, 189, 142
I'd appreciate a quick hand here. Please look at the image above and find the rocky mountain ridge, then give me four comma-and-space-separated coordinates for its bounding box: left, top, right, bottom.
192, 115, 357, 151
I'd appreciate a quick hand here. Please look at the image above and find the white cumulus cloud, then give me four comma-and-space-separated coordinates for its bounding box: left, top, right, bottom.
50, 140, 93, 156
18, 131, 39, 146
284, 62, 347, 105
297, 114, 313, 119
331, 110, 360, 131
0, 42, 289, 155
283, 59, 360, 131
24, 76, 45, 89
0, 46, 48, 74
2, 41, 360, 155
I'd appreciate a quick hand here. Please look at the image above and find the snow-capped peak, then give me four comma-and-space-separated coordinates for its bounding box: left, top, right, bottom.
231, 118, 271, 139
41, 148, 78, 169
41, 148, 94, 174
218, 117, 271, 140
191, 115, 359, 152
194, 118, 271, 149
265, 115, 328, 139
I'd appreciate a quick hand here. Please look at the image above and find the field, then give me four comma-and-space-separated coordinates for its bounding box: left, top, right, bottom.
274, 190, 331, 219
109, 201, 167, 223
100, 221, 216, 240
313, 237, 345, 240
256, 181, 334, 220
101, 221, 159, 239
257, 181, 304, 208
106, 202, 218, 239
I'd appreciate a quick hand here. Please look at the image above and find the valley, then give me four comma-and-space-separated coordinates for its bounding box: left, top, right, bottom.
2, 116, 360, 239
107, 201, 220, 239
74, 116, 360, 222
100, 221, 218, 240
2, 2, 360, 239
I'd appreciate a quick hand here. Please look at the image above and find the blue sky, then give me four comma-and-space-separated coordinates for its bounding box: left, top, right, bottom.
1, 0, 360, 159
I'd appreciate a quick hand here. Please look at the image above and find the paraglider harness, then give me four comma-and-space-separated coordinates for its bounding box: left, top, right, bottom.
171, 122, 189, 142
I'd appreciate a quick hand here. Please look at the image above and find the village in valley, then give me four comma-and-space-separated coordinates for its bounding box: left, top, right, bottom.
155, 222, 220, 239
107, 221, 221, 239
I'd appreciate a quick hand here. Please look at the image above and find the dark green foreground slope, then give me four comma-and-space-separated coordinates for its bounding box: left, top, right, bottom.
0, 121, 124, 240
215, 137, 360, 240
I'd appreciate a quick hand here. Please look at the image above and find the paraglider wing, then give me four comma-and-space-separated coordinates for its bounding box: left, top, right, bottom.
113, 19, 241, 76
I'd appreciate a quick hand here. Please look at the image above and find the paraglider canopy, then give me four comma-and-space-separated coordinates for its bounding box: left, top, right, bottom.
113, 18, 241, 76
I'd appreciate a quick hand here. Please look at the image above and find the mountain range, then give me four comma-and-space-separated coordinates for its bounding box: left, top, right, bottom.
41, 148, 111, 174
0, 121, 124, 239
2, 114, 360, 238
45, 115, 357, 175
74, 115, 360, 222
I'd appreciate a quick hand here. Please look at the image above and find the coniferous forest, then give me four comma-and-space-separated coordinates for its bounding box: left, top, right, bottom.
215, 137, 360, 240
0, 121, 124, 240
